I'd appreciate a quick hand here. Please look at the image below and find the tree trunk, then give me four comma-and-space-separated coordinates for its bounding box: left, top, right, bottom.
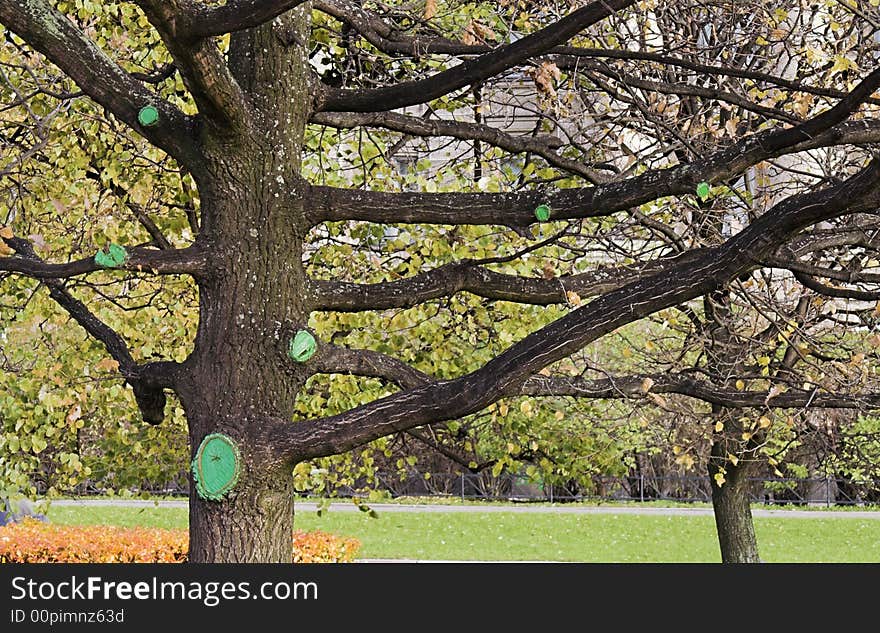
173, 8, 312, 562
188, 458, 295, 563
709, 442, 760, 563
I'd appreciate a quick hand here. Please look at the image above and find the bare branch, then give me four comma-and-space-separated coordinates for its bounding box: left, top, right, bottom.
317, 0, 637, 112
312, 341, 880, 413
308, 253, 704, 311
311, 110, 606, 182
133, 0, 248, 128
3, 238, 180, 424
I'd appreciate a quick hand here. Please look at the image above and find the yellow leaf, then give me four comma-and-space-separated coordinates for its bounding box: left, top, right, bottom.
742, 432, 752, 441
727, 453, 739, 466
672, 445, 682, 455
641, 377, 655, 393
566, 290, 582, 306
758, 416, 772, 429
714, 421, 724, 432
714, 472, 726, 487
519, 400, 533, 417
735, 379, 745, 390
674, 453, 695, 470
0, 225, 13, 239
499, 403, 509, 417
554, 410, 564, 421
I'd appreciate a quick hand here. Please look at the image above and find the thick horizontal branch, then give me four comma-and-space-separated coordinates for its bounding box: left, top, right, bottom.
0, 0, 196, 166
764, 256, 880, 285
308, 69, 880, 227
0, 238, 206, 279
311, 110, 605, 182
317, 0, 635, 112
271, 159, 880, 460
186, 0, 310, 38
790, 270, 880, 301
310, 343, 431, 389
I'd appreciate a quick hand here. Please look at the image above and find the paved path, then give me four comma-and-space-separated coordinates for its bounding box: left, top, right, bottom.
51, 499, 880, 519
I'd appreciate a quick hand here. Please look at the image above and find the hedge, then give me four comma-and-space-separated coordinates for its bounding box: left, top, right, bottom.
0, 520, 359, 563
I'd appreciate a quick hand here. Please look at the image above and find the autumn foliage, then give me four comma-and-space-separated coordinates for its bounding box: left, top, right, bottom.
0, 521, 359, 563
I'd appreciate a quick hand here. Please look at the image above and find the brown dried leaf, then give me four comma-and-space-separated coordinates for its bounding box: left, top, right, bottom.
0, 225, 13, 239
95, 358, 120, 372
472, 21, 497, 41
423, 0, 437, 20
462, 22, 477, 45
532, 61, 562, 97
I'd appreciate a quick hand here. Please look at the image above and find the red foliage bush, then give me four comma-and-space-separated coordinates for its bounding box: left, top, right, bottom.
0, 520, 359, 563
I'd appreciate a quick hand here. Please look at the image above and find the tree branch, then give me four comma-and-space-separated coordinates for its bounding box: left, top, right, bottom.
308, 69, 880, 227
272, 159, 880, 460
186, 0, 310, 38
308, 252, 704, 311
0, 237, 206, 280
132, 0, 248, 128
522, 374, 880, 410
317, 0, 636, 112
3, 238, 180, 424
0, 0, 196, 166
310, 110, 606, 182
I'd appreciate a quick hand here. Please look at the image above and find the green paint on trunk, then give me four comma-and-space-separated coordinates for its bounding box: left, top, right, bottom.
138, 105, 160, 127
94, 243, 128, 268
192, 434, 241, 501
288, 329, 317, 362
696, 182, 711, 201
534, 204, 551, 222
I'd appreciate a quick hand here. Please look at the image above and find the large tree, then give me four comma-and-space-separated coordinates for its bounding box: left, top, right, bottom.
2, 0, 879, 562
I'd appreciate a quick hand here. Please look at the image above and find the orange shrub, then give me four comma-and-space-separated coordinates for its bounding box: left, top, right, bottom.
0, 520, 359, 563
292, 529, 360, 563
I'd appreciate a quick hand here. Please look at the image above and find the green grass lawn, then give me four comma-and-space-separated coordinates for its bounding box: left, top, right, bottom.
45, 504, 880, 562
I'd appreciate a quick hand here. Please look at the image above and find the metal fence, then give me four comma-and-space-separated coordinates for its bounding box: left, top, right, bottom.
330, 472, 880, 506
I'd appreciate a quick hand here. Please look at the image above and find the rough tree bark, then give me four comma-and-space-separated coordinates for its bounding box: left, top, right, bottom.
176, 8, 313, 562
2, 0, 880, 564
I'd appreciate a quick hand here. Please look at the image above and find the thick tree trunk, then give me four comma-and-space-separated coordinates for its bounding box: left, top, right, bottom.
709, 442, 760, 563
174, 8, 313, 562
188, 458, 295, 563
